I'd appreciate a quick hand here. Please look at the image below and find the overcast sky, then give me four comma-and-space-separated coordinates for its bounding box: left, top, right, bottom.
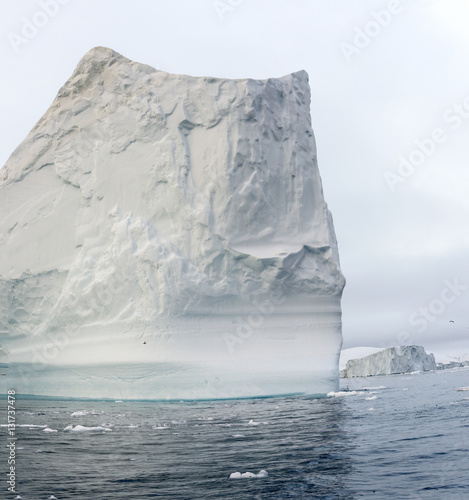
1, 0, 468, 356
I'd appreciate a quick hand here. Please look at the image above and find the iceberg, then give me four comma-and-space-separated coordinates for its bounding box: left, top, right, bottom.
0, 47, 345, 399
340, 346, 437, 378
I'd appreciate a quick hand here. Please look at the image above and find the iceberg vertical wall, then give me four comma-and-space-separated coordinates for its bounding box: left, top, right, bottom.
0, 47, 345, 399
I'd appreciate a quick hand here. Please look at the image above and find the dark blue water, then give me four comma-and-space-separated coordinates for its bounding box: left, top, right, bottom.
1, 368, 468, 499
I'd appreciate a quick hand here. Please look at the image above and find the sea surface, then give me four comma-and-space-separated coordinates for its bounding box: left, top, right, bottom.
1, 368, 468, 499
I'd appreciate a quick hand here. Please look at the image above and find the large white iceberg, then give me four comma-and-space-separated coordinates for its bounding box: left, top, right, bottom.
0, 47, 345, 399
340, 346, 436, 378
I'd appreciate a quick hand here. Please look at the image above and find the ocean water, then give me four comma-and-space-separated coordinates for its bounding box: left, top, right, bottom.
1, 368, 468, 499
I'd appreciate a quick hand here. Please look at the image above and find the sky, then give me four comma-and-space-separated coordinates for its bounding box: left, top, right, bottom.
1, 0, 468, 357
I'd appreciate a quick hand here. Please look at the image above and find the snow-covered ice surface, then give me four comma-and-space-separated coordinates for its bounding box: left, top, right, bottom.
340, 345, 436, 378
0, 47, 344, 399
339, 347, 385, 371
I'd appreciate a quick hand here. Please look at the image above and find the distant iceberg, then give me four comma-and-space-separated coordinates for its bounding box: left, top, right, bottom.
340, 346, 436, 378
0, 47, 345, 399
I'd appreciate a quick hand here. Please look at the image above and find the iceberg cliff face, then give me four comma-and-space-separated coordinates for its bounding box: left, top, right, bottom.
0, 47, 345, 399
340, 346, 436, 378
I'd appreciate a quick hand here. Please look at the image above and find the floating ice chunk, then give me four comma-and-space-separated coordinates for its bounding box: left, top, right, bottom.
43, 428, 58, 433
49, 496, 58, 500
115, 400, 124, 403
247, 420, 260, 426
64, 425, 73, 431
229, 470, 268, 479
68, 425, 112, 433
456, 387, 469, 391
368, 408, 375, 411
327, 391, 364, 397
232, 434, 245, 438
365, 396, 377, 401
71, 410, 88, 417
15, 496, 22, 499
153, 425, 170, 430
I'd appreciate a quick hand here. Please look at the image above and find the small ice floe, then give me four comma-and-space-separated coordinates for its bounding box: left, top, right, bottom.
43, 428, 58, 433
229, 470, 268, 479
327, 391, 365, 397
70, 410, 88, 417
368, 408, 375, 411
247, 420, 260, 426
115, 400, 124, 403
127, 425, 139, 428
15, 495, 22, 499
456, 387, 469, 391
365, 396, 377, 401
66, 425, 112, 433
232, 434, 245, 438
152, 425, 170, 430
49, 496, 58, 499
